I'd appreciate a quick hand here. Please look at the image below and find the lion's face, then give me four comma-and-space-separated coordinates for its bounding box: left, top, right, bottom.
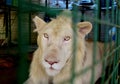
33, 15, 92, 76
39, 17, 73, 76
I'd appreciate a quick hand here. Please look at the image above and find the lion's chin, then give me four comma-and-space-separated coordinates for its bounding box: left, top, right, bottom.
45, 68, 61, 76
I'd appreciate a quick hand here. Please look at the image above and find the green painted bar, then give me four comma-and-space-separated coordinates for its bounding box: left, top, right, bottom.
17, 0, 30, 84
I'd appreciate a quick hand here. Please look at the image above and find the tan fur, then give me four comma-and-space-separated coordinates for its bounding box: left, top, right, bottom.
25, 11, 105, 84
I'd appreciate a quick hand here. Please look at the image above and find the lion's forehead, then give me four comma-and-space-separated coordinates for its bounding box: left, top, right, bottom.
44, 20, 72, 37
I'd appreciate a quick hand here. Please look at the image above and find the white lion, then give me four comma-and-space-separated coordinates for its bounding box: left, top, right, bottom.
25, 10, 105, 84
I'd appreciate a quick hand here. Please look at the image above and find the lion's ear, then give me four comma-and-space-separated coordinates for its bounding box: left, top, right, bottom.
77, 22, 92, 38
33, 16, 46, 32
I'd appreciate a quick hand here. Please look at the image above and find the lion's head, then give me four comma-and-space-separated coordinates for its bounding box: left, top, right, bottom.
33, 11, 92, 77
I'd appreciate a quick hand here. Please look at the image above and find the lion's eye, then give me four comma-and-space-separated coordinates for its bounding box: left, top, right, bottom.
43, 33, 49, 39
64, 36, 70, 41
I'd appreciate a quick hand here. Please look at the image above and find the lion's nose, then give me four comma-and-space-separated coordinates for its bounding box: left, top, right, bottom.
45, 59, 59, 65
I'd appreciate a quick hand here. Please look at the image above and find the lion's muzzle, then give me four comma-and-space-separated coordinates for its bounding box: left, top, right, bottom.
44, 48, 60, 68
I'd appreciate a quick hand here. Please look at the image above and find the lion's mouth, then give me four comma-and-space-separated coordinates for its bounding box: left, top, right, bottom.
45, 65, 61, 76
49, 66, 55, 70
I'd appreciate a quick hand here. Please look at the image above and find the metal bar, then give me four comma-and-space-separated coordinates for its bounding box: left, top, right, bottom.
70, 4, 79, 84
90, 0, 100, 83
17, 0, 30, 83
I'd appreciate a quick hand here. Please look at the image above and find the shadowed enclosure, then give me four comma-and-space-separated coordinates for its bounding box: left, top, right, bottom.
0, 0, 120, 84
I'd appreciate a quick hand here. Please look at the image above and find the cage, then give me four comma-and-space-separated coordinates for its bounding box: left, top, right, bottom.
0, 0, 120, 84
